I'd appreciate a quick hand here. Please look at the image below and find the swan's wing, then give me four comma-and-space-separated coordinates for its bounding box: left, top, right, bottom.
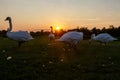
58, 31, 83, 44
95, 33, 117, 42
59, 32, 82, 40
17, 31, 33, 39
7, 31, 33, 41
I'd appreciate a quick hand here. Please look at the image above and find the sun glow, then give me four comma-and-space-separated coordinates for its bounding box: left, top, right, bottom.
55, 26, 61, 31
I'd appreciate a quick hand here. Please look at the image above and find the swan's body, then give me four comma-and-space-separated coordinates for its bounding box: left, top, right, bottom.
57, 31, 83, 48
90, 33, 117, 44
7, 31, 33, 41
5, 17, 33, 47
48, 26, 55, 40
49, 33, 55, 40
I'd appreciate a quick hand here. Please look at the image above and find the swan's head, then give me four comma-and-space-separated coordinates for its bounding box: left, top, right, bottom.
50, 26, 53, 29
5, 17, 11, 21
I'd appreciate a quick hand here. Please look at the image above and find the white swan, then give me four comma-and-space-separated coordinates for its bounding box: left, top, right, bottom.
48, 26, 55, 40
5, 17, 33, 47
90, 33, 117, 44
56, 31, 83, 48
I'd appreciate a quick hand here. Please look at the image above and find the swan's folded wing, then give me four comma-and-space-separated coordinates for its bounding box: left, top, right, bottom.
7, 31, 33, 41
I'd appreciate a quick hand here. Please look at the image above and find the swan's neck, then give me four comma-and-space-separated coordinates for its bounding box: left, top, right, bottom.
50, 27, 53, 33
8, 19, 12, 32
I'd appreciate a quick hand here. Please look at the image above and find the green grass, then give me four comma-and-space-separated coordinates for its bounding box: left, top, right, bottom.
0, 36, 120, 80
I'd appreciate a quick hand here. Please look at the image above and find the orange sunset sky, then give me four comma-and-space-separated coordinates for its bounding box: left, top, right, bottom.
0, 0, 120, 31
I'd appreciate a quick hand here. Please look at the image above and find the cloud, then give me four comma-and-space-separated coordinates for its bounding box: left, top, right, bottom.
87, 18, 100, 21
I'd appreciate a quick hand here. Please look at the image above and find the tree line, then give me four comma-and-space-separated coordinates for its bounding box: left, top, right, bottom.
0, 25, 120, 40
68, 25, 120, 39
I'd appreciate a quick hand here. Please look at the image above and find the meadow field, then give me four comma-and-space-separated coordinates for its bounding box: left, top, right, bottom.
0, 35, 120, 80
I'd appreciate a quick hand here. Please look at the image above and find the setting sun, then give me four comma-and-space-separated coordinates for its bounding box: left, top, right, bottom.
55, 26, 60, 31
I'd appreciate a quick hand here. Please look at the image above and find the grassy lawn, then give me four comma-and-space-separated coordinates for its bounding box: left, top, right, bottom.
0, 36, 120, 80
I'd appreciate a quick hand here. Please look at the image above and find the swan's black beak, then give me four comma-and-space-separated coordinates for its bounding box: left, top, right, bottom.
5, 17, 10, 21
5, 18, 7, 21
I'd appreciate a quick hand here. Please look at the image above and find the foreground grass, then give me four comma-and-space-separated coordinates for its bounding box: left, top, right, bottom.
0, 36, 120, 80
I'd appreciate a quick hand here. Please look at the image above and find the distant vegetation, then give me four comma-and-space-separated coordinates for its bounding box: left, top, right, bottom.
68, 25, 120, 39
1, 25, 120, 39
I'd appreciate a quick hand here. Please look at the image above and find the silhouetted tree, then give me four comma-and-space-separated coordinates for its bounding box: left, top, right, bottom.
0, 30, 7, 37
0, 25, 119, 40
91, 27, 100, 34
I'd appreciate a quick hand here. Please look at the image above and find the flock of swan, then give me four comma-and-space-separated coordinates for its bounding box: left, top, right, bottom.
5, 17, 118, 48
